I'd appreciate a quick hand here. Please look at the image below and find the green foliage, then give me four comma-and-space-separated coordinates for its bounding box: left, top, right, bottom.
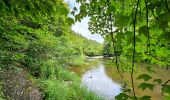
40, 69, 102, 100
76, 0, 170, 99
115, 93, 129, 100
58, 68, 79, 81
66, 17, 75, 26
0, 0, 104, 99
162, 85, 170, 95
41, 80, 68, 100
153, 79, 162, 84
137, 74, 152, 81
102, 35, 113, 57
1, 0, 169, 99
75, 0, 170, 66
139, 96, 151, 100
66, 30, 103, 57
138, 83, 155, 91
0, 0, 69, 21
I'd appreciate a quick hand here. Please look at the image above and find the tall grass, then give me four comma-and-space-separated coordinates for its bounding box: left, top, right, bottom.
39, 68, 103, 100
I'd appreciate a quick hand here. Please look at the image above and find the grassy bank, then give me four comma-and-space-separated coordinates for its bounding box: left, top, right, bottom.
0, 65, 103, 100
0, 17, 103, 100
39, 68, 103, 100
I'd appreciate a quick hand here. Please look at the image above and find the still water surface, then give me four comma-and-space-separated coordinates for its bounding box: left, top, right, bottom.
70, 57, 170, 100
82, 62, 122, 99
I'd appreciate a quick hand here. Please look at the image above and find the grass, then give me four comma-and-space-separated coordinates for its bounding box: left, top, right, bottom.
39, 68, 103, 100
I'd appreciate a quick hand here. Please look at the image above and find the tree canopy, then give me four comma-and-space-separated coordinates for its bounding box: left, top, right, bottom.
73, 0, 170, 99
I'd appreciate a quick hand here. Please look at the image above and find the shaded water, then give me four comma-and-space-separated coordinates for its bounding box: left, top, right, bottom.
70, 57, 170, 100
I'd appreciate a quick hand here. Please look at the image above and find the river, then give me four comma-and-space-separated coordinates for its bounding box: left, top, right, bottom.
70, 57, 170, 100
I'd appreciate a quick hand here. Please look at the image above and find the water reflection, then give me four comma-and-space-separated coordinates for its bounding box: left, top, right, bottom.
71, 57, 170, 100
82, 63, 122, 100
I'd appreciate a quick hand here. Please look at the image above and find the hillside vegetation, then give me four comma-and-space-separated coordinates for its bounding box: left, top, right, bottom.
0, 0, 102, 99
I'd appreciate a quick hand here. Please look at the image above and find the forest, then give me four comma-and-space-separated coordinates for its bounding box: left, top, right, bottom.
0, 0, 170, 100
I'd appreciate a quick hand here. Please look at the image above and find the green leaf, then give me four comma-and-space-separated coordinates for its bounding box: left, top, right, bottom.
139, 96, 151, 100
107, 5, 115, 13
66, 17, 74, 25
153, 79, 162, 84
156, 47, 169, 57
115, 14, 130, 27
159, 32, 170, 42
115, 32, 125, 40
139, 25, 149, 37
71, 11, 75, 15
100, 0, 105, 6
137, 74, 152, 81
59, 6, 68, 16
75, 14, 81, 22
163, 85, 170, 95
115, 93, 129, 100
157, 13, 170, 22
73, 7, 77, 11
138, 83, 155, 91
146, 66, 155, 74
80, 5, 86, 11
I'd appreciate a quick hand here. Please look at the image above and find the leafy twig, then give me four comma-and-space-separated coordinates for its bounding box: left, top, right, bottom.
162, 79, 170, 86
161, 79, 170, 94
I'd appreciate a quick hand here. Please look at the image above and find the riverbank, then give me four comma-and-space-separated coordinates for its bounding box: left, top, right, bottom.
0, 14, 103, 99
0, 66, 103, 100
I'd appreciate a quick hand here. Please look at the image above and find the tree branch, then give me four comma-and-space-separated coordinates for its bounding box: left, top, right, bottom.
162, 79, 170, 86
165, 0, 170, 13
144, 0, 150, 53
131, 0, 140, 99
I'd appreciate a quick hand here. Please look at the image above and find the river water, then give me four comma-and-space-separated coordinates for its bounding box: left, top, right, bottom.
70, 57, 170, 100
82, 62, 121, 99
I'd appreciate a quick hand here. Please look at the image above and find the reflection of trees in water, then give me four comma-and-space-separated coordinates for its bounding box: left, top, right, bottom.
70, 59, 101, 77
104, 61, 170, 100
72, 58, 170, 100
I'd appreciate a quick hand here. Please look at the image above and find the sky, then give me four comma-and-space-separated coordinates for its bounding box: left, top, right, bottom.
64, 0, 104, 43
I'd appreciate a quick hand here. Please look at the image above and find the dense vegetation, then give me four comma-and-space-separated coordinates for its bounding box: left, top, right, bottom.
1, 0, 170, 100
75, 0, 170, 99
0, 0, 102, 99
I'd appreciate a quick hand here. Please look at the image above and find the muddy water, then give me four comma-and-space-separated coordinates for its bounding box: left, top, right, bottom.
70, 57, 170, 100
